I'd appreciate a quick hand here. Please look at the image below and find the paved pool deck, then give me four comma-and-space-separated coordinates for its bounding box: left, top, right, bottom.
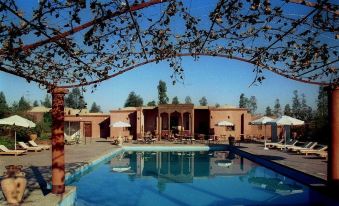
233, 143, 327, 180
0, 140, 328, 205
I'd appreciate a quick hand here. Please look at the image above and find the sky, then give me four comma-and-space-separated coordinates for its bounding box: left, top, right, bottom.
0, 56, 320, 113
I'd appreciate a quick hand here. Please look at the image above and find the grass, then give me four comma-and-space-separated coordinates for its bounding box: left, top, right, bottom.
0, 136, 15, 149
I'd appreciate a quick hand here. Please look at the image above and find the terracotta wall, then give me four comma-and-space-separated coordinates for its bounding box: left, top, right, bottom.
209, 109, 251, 140
110, 110, 137, 138
27, 112, 45, 122
64, 115, 109, 138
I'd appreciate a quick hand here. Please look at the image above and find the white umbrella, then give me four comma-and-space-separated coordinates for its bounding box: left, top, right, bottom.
250, 116, 273, 150
267, 115, 304, 150
268, 115, 304, 126
110, 121, 131, 140
217, 120, 234, 126
250, 116, 274, 125
0, 115, 36, 151
110, 121, 131, 128
217, 120, 234, 138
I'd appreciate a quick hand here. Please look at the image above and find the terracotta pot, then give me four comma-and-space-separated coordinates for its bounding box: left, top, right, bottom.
1, 165, 27, 205
29, 133, 38, 141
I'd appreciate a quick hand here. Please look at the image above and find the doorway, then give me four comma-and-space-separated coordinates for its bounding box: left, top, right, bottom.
84, 123, 92, 137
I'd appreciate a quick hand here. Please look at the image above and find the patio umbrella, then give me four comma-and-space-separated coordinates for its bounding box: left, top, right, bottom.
250, 116, 274, 150
267, 116, 304, 150
0, 115, 36, 151
217, 120, 234, 139
110, 121, 131, 137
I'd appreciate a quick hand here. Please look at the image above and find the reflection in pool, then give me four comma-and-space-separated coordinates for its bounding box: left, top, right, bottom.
71, 150, 334, 206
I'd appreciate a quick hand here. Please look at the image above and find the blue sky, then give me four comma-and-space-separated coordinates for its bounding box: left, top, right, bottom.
0, 56, 319, 113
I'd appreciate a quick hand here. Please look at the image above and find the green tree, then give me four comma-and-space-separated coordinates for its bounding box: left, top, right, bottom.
199, 96, 208, 106
90, 102, 101, 113
314, 86, 329, 143
0, 91, 9, 118
65, 88, 86, 109
124, 91, 143, 107
300, 93, 313, 121
265, 106, 272, 116
172, 96, 179, 104
239, 93, 248, 108
147, 100, 156, 106
33, 100, 39, 107
185, 96, 192, 104
41, 94, 52, 108
157, 80, 169, 104
215, 103, 220, 108
292, 90, 301, 118
17, 96, 31, 111
248, 96, 257, 114
284, 104, 292, 116
273, 98, 281, 117
316, 86, 328, 119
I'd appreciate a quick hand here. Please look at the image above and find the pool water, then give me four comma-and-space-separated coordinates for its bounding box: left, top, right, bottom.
71, 150, 335, 206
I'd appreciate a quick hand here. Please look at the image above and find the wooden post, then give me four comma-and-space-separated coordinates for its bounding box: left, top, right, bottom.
50, 87, 68, 194
328, 86, 339, 188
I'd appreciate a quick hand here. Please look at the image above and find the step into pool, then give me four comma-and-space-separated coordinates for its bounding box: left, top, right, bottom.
70, 150, 337, 206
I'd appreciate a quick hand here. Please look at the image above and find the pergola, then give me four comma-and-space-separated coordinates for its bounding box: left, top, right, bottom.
0, 0, 338, 194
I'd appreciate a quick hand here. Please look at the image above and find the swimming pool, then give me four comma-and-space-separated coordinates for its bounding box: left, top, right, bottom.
70, 149, 336, 206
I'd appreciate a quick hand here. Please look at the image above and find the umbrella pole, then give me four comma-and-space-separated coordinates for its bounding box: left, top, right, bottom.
15, 130, 17, 152
264, 125, 268, 150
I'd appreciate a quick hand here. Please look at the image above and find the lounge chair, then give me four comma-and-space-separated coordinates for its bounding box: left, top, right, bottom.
265, 139, 284, 148
0, 145, 27, 155
28, 140, 50, 150
290, 142, 317, 152
65, 134, 78, 145
18, 142, 42, 152
275, 140, 298, 150
286, 141, 313, 151
316, 151, 328, 159
298, 145, 327, 156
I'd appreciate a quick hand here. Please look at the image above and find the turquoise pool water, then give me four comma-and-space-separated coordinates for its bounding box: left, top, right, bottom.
71, 150, 335, 205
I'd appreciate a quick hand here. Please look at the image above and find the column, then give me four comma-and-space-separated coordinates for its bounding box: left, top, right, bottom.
156, 115, 159, 140
168, 113, 171, 131
181, 113, 184, 133
328, 86, 339, 187
192, 110, 195, 136
50, 87, 68, 194
159, 115, 162, 140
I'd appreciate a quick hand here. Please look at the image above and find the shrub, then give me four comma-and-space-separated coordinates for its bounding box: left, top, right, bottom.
0, 136, 15, 149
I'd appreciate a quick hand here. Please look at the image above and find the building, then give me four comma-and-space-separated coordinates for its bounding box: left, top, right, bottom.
109, 104, 252, 140
63, 104, 253, 141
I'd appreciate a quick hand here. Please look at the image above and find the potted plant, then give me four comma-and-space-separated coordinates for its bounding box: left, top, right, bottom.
1, 165, 27, 205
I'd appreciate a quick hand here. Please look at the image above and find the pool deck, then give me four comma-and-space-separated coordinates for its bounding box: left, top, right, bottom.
0, 140, 327, 205
233, 143, 327, 180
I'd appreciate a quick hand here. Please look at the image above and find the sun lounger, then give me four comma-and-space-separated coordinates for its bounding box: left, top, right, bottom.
18, 142, 42, 152
291, 142, 317, 152
28, 140, 50, 150
298, 145, 327, 156
316, 151, 328, 159
65, 134, 79, 145
0, 145, 26, 155
265, 139, 284, 148
275, 140, 298, 150
286, 142, 313, 151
